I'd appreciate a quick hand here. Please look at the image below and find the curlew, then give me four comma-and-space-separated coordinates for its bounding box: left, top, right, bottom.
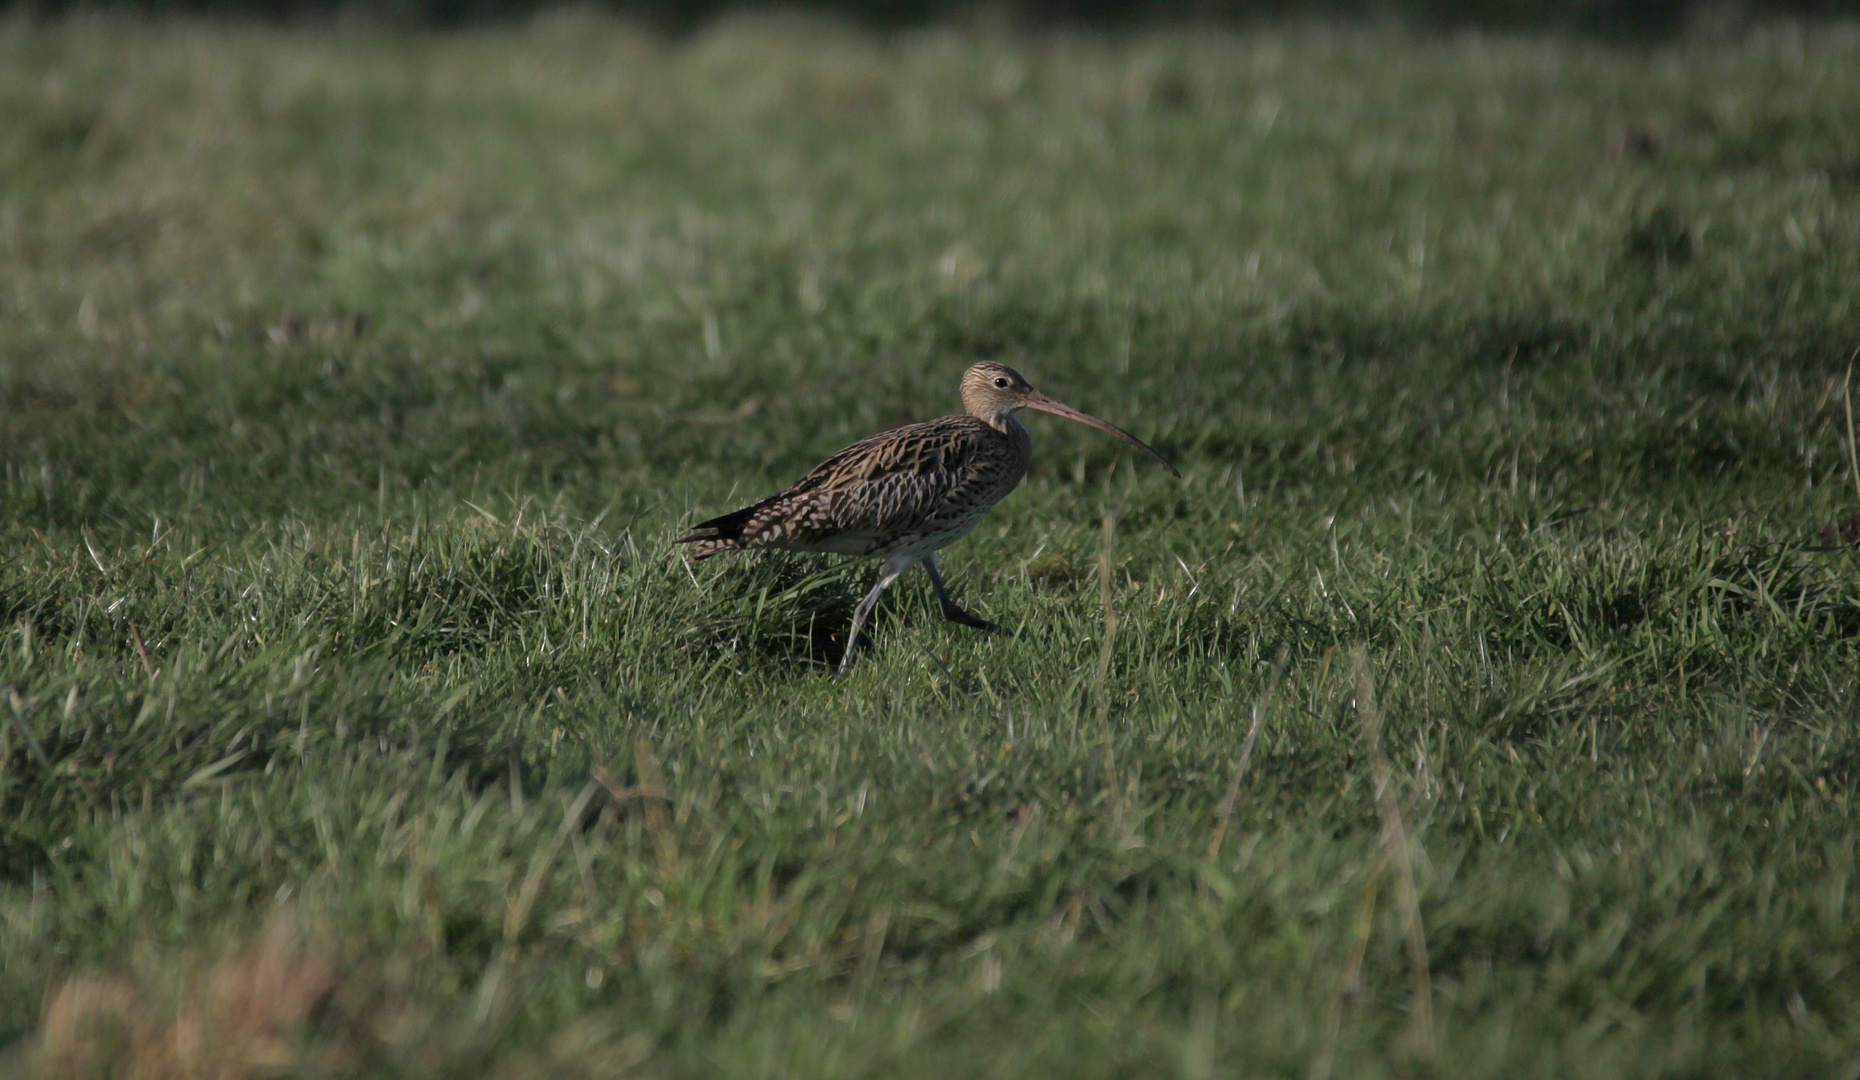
677, 361, 1179, 673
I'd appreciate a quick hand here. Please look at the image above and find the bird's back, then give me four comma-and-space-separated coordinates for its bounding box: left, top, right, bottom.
679, 414, 1031, 560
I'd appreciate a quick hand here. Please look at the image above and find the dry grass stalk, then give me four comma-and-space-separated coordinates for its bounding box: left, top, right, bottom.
1351, 644, 1435, 1058
504, 778, 602, 944
848, 903, 893, 1026
1307, 857, 1383, 1080
130, 622, 154, 677
633, 739, 681, 880
1844, 356, 1860, 515
1206, 643, 1290, 860
1093, 512, 1119, 788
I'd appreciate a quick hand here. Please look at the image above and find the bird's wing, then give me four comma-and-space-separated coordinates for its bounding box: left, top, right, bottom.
808, 416, 985, 489
774, 416, 989, 535
686, 417, 996, 554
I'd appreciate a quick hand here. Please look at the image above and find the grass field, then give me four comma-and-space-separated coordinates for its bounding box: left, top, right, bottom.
2, 11, 1860, 1076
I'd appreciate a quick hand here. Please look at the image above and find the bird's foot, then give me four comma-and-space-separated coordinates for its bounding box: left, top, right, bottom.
938, 602, 1014, 635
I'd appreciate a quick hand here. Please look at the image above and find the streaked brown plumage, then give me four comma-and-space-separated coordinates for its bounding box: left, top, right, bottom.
678, 361, 1178, 672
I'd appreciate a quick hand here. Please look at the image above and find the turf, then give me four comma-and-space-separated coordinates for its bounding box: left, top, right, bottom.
2, 11, 1859, 1077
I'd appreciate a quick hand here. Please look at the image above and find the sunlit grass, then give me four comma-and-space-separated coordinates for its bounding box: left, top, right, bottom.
2, 12, 1858, 1076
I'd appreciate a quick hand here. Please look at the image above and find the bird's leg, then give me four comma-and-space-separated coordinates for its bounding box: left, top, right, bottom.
923, 555, 1008, 633
839, 555, 918, 676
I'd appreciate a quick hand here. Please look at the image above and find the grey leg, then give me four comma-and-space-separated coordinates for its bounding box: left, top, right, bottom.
839, 555, 918, 676
923, 555, 1007, 633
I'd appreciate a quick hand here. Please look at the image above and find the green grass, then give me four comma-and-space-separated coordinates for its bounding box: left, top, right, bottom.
3, 11, 1860, 1076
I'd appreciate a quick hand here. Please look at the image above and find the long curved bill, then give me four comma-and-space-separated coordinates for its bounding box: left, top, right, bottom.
1024, 392, 1181, 477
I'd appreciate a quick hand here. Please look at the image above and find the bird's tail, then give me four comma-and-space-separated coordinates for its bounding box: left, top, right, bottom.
675, 503, 761, 561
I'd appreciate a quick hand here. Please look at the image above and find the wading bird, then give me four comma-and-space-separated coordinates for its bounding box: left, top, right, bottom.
677, 361, 1179, 673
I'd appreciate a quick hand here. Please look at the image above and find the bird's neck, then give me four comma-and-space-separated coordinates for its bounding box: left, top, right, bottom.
971, 408, 1031, 461
999, 412, 1032, 459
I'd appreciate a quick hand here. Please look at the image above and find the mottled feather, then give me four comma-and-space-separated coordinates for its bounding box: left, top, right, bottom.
678, 413, 1030, 561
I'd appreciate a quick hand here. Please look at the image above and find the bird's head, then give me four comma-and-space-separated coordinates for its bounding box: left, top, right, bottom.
958, 361, 1179, 477
959, 361, 1036, 422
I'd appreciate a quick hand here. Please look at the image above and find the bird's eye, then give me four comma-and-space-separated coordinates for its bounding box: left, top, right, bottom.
993, 377, 1010, 388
